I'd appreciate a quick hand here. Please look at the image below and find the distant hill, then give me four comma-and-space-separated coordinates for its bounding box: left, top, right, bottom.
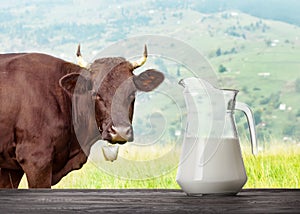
195, 0, 300, 26
191, 0, 300, 27
0, 1, 299, 142
144, 0, 300, 27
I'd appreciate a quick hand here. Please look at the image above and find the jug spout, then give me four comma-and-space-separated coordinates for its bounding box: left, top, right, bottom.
178, 77, 220, 93
178, 79, 186, 88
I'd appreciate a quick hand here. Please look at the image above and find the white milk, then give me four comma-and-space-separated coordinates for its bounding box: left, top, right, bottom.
176, 137, 247, 195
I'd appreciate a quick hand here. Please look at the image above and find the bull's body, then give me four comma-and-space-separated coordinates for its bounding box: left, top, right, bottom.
0, 47, 164, 188
0, 46, 164, 188
0, 53, 89, 187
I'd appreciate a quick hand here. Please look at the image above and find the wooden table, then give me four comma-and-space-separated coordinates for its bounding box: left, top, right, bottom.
0, 189, 299, 213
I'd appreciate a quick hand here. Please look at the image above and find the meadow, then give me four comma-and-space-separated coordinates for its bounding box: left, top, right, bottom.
18, 142, 300, 189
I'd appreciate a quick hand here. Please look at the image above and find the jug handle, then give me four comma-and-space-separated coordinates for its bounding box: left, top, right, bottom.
236, 102, 258, 155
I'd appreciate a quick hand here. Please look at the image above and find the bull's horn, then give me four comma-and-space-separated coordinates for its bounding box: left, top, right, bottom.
131, 45, 148, 69
76, 44, 88, 68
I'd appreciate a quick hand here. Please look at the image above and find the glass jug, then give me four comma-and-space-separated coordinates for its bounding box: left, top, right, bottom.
176, 77, 257, 196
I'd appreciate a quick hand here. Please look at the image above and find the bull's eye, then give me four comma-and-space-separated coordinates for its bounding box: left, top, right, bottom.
92, 91, 101, 100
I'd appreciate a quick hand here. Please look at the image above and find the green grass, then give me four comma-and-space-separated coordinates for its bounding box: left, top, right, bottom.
18, 143, 300, 189
244, 143, 300, 188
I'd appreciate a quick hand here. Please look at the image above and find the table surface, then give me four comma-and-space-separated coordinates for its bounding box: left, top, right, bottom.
0, 189, 299, 213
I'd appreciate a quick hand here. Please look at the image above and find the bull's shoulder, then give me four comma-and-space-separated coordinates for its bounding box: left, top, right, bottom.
0, 52, 82, 76
0, 53, 27, 59
0, 53, 27, 67
0, 53, 62, 71
0, 52, 58, 61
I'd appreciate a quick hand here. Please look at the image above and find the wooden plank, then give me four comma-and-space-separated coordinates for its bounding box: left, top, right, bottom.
0, 189, 299, 213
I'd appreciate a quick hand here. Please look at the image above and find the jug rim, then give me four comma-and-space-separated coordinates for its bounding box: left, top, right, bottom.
180, 88, 239, 94
222, 88, 239, 93
178, 78, 239, 93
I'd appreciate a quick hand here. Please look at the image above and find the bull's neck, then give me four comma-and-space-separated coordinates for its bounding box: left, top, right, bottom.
71, 93, 101, 156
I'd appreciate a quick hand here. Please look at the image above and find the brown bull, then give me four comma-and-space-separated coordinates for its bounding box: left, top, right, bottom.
0, 45, 164, 188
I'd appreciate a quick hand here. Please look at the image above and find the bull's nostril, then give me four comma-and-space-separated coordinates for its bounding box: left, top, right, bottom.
126, 128, 133, 141
110, 126, 117, 134
126, 127, 132, 135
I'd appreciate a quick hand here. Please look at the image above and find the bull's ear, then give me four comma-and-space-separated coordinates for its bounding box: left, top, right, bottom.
133, 69, 164, 92
59, 72, 93, 96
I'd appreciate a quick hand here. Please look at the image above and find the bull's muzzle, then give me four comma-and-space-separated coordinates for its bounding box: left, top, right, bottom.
103, 125, 133, 144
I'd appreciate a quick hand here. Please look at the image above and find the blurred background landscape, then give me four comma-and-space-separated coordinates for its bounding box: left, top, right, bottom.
1, 0, 299, 145
0, 0, 299, 187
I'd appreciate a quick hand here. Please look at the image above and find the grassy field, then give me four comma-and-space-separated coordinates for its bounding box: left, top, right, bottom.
244, 143, 300, 188
18, 143, 300, 189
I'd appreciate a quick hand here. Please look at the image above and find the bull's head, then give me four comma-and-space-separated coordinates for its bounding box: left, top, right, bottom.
59, 45, 164, 145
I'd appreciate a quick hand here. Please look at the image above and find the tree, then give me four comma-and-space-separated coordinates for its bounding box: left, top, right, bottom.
283, 124, 296, 136
254, 110, 262, 125
216, 48, 222, 56
176, 66, 181, 77
154, 58, 168, 74
241, 86, 249, 94
296, 109, 300, 117
218, 64, 227, 73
